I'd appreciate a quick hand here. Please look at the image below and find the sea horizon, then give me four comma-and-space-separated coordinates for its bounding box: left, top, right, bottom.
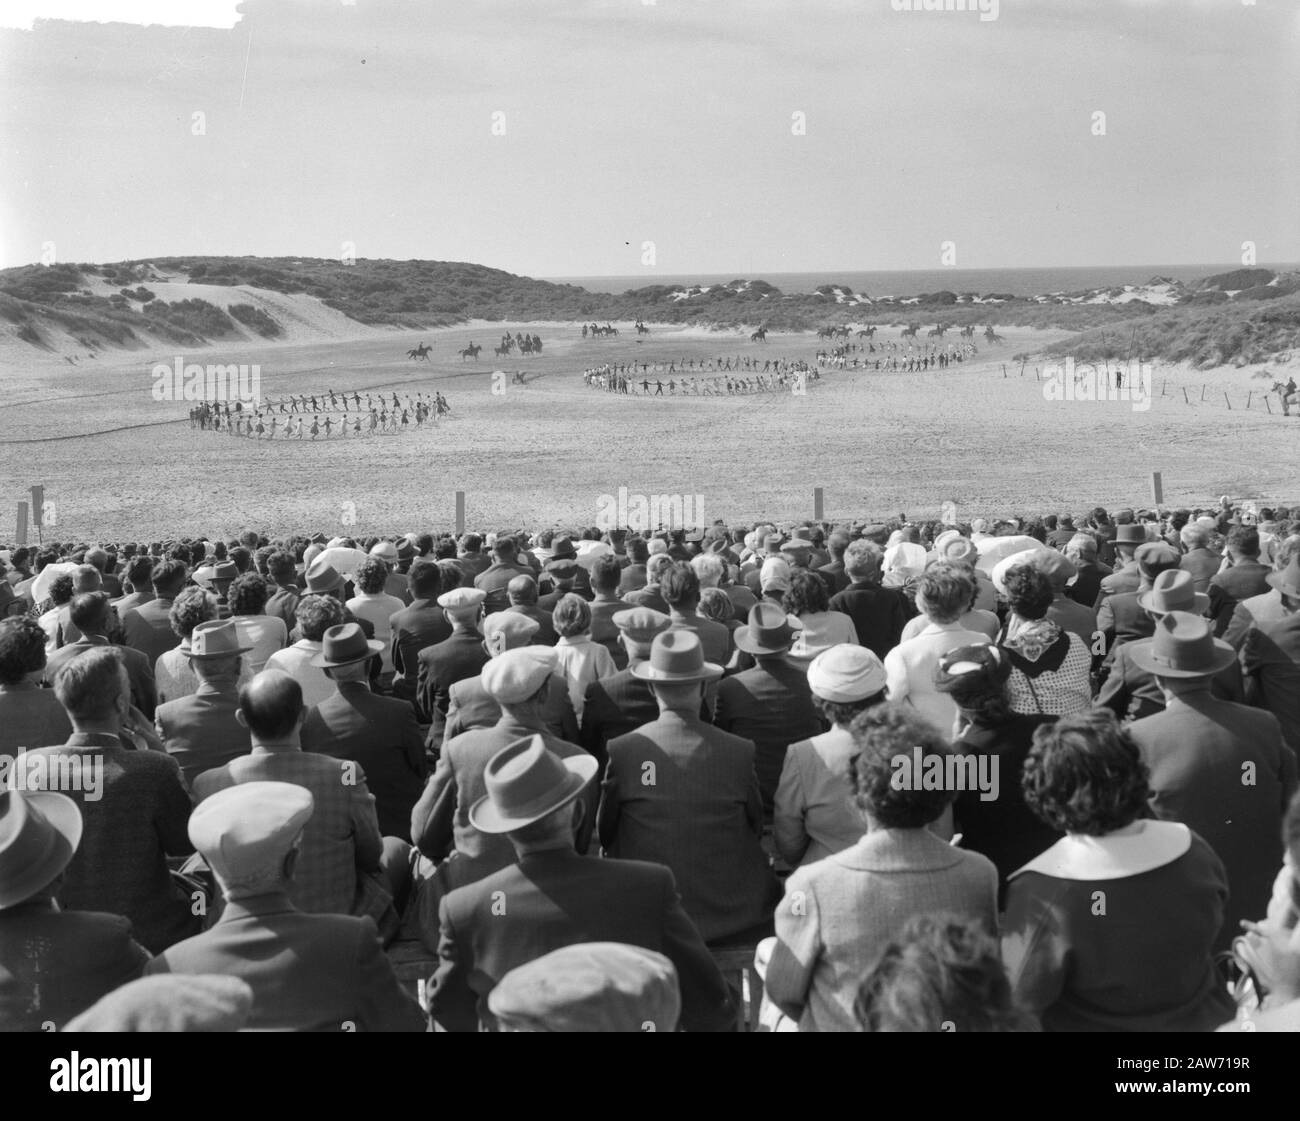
544, 263, 1299, 299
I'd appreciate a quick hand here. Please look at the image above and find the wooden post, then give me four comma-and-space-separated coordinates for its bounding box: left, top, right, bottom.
1150, 472, 1163, 506
1019, 358, 1027, 377
1002, 364, 1007, 378
455, 491, 465, 535
1161, 379, 1167, 396
1182, 387, 1190, 405
15, 502, 27, 547
29, 485, 43, 544
1225, 392, 1232, 410
1201, 384, 1206, 401
813, 487, 824, 521
1247, 391, 1253, 409
1266, 396, 1272, 414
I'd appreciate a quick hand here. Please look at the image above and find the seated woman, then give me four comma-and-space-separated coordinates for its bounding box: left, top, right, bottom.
773, 644, 884, 868
783, 570, 858, 670
854, 913, 1037, 1033
228, 572, 288, 675
933, 644, 1061, 904
1002, 709, 1236, 1031
764, 703, 998, 1032
154, 586, 218, 705
997, 564, 1092, 717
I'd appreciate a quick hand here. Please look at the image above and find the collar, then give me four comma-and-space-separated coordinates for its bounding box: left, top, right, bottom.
251, 742, 302, 755
1010, 820, 1191, 881
292, 639, 323, 651
65, 731, 123, 749
219, 892, 297, 920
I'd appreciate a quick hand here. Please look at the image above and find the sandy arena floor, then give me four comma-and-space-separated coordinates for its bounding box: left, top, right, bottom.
1, 322, 1297, 540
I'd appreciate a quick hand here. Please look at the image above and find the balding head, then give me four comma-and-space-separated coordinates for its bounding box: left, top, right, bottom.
507, 575, 538, 606
237, 670, 304, 743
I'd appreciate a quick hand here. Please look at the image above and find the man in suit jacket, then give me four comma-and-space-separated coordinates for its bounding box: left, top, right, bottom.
299, 623, 427, 842
154, 619, 254, 786
193, 670, 403, 941
1209, 526, 1273, 637
427, 734, 733, 1032
410, 647, 597, 910
1095, 543, 1183, 669
1178, 523, 1222, 594
456, 534, 490, 582
0, 788, 151, 1032
1063, 533, 1110, 608
1128, 612, 1298, 950
816, 533, 852, 597
122, 558, 187, 668
263, 550, 302, 631
623, 554, 672, 615
1093, 522, 1146, 608
388, 559, 451, 706
581, 608, 673, 773
587, 554, 628, 669
441, 611, 578, 745
19, 648, 197, 954
147, 781, 424, 1031
110, 555, 155, 617
714, 604, 824, 814
504, 575, 558, 645
43, 592, 157, 719
598, 631, 776, 943
472, 536, 533, 615
416, 588, 490, 743
662, 561, 731, 667
1236, 559, 1300, 755
827, 541, 910, 660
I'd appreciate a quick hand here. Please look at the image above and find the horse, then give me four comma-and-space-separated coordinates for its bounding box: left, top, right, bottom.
959, 325, 975, 339
635, 321, 650, 336
901, 324, 919, 339
856, 327, 876, 339
494, 345, 510, 357
984, 326, 1005, 344
459, 343, 482, 361
1271, 381, 1300, 416
406, 343, 431, 361
928, 324, 947, 338
750, 327, 768, 343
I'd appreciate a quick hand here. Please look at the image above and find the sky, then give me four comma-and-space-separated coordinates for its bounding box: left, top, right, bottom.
1, 0, 1297, 277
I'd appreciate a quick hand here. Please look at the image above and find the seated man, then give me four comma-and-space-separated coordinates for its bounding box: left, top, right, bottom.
45, 592, 156, 718
0, 788, 150, 1031
300, 623, 426, 842
427, 735, 733, 1032
147, 782, 425, 1031
20, 648, 197, 953
193, 670, 407, 944
154, 619, 255, 787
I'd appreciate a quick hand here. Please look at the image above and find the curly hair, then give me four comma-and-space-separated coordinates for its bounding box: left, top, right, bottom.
848, 702, 956, 828
854, 914, 1034, 1033
782, 569, 830, 617
1002, 564, 1054, 621
1021, 709, 1150, 836
0, 616, 48, 685
552, 593, 591, 638
917, 563, 975, 624
169, 586, 217, 639
266, 549, 297, 582
698, 587, 735, 624
354, 556, 389, 595
229, 572, 270, 616
294, 593, 347, 642
48, 574, 76, 607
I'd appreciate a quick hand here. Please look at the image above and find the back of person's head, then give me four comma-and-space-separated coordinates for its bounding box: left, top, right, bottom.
353, 556, 388, 595
1002, 564, 1054, 621
508, 574, 538, 605
408, 558, 442, 600
843, 539, 883, 582
590, 554, 622, 594
83, 546, 109, 573
238, 670, 303, 740
123, 554, 154, 589
294, 594, 346, 642
53, 646, 127, 722
229, 573, 269, 616
228, 546, 252, 574
698, 587, 734, 624
783, 569, 830, 617
659, 562, 700, 610
854, 914, 1035, 1033
690, 553, 725, 589
493, 535, 518, 560
169, 586, 217, 639
72, 564, 102, 594
552, 593, 591, 639
48, 574, 75, 607
1227, 525, 1260, 557
0, 616, 47, 685
69, 591, 111, 634
1180, 523, 1209, 551
266, 550, 297, 583
626, 537, 650, 565
827, 532, 850, 560
917, 563, 975, 624
151, 558, 188, 596
848, 703, 954, 828
645, 553, 673, 585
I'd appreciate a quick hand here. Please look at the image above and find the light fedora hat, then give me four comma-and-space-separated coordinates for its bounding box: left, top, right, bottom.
0, 788, 83, 911
187, 619, 254, 660
1137, 569, 1210, 617
630, 630, 723, 684
1265, 557, 1300, 598
310, 622, 384, 668
469, 734, 598, 835
1129, 611, 1236, 679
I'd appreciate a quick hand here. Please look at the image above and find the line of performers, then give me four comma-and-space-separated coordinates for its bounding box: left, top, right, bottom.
189, 390, 451, 438
584, 362, 821, 396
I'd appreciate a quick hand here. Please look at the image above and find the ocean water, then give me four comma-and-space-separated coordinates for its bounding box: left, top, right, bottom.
546, 264, 1299, 299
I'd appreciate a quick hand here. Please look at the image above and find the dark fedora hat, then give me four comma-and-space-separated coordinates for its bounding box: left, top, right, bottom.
630, 630, 723, 684
310, 622, 384, 668
1115, 524, 1148, 546
733, 601, 796, 657
1128, 611, 1236, 679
